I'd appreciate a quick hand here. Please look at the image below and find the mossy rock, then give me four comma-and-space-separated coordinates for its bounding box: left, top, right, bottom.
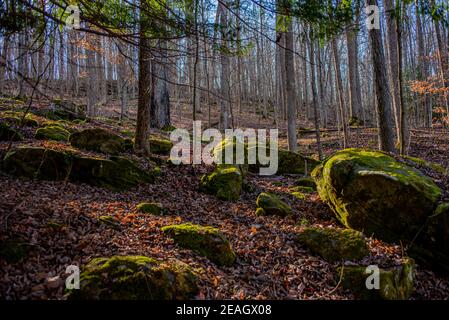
199, 166, 243, 201
2, 147, 72, 180
70, 128, 129, 155
348, 117, 363, 127
0, 122, 22, 141
404, 155, 449, 176
161, 223, 236, 266
161, 124, 176, 132
256, 192, 292, 217
35, 125, 70, 141
149, 138, 173, 155
0, 240, 27, 263
295, 177, 317, 190
337, 258, 414, 300
0, 113, 38, 127
410, 202, 449, 272
67, 255, 198, 300
2, 147, 154, 190
43, 100, 86, 121
276, 149, 320, 175
70, 155, 155, 191
297, 227, 369, 262
290, 186, 314, 194
98, 216, 120, 229
312, 148, 441, 243
137, 202, 164, 215
291, 192, 306, 200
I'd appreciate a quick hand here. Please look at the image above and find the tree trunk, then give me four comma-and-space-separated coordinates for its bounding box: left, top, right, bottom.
285, 20, 297, 152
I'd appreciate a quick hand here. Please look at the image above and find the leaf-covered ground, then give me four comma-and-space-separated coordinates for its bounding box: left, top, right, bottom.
1, 99, 449, 300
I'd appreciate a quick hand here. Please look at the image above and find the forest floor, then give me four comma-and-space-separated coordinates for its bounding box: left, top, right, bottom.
1, 98, 449, 300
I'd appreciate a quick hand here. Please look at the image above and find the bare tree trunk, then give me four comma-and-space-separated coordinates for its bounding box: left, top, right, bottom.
332, 38, 348, 148
285, 19, 297, 152
218, 1, 230, 130
366, 0, 396, 153
309, 30, 323, 160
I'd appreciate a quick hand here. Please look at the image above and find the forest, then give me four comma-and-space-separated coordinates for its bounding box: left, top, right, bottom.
0, 0, 449, 302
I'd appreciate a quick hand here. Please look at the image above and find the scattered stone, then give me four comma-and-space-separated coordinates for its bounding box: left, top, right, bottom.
337, 258, 415, 300
296, 227, 369, 262
70, 128, 130, 154
137, 202, 165, 215
256, 192, 292, 217
199, 165, 243, 201
35, 125, 70, 141
161, 223, 236, 266
149, 138, 173, 155
67, 255, 198, 299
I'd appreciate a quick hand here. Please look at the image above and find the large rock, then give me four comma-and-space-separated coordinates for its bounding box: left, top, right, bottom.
312, 148, 446, 269
256, 192, 292, 217
212, 137, 319, 175
2, 147, 154, 190
70, 128, 130, 155
161, 223, 236, 266
149, 138, 173, 155
43, 100, 87, 121
199, 165, 243, 201
67, 256, 198, 300
2, 147, 72, 180
0, 122, 22, 141
312, 148, 441, 242
337, 258, 415, 300
35, 125, 70, 141
70, 155, 154, 190
297, 227, 369, 262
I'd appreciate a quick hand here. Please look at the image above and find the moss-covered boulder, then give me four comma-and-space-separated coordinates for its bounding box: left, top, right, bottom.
2, 147, 72, 180
70, 156, 154, 191
2, 147, 154, 190
161, 223, 236, 266
137, 202, 164, 215
411, 202, 449, 271
297, 227, 369, 262
277, 149, 320, 175
35, 125, 70, 141
0, 240, 27, 263
41, 100, 86, 121
70, 128, 129, 154
0, 112, 38, 127
295, 177, 317, 190
338, 258, 414, 300
0, 122, 22, 141
67, 256, 198, 300
256, 192, 292, 217
199, 166, 243, 201
312, 148, 441, 242
149, 138, 173, 155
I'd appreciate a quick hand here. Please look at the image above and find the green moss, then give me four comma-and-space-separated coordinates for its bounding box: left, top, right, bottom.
313, 148, 441, 243
0, 240, 27, 263
149, 138, 173, 155
0, 122, 22, 141
290, 186, 314, 194
291, 192, 306, 200
2, 147, 72, 180
161, 223, 236, 266
297, 227, 369, 262
337, 258, 414, 300
98, 216, 120, 229
295, 177, 317, 190
255, 207, 266, 216
404, 155, 449, 176
277, 149, 320, 175
256, 192, 292, 217
2, 147, 153, 190
70, 155, 154, 191
35, 125, 70, 141
67, 255, 198, 300
70, 128, 128, 155
199, 166, 243, 201
137, 202, 164, 215
161, 124, 176, 132
121, 129, 135, 138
